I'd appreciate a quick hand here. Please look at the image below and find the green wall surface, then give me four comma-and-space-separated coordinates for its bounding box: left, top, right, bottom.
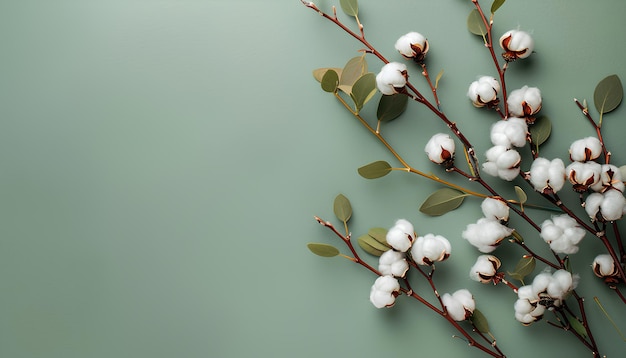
1, 0, 625, 357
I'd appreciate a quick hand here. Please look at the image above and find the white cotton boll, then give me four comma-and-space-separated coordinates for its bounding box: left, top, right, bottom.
481, 197, 510, 222
516, 285, 537, 302
410, 233, 451, 265
531, 271, 552, 295
507, 86, 542, 118
483, 146, 521, 181
500, 30, 534, 61
591, 164, 624, 192
369, 276, 400, 308
375, 275, 401, 293
585, 192, 603, 220
424, 133, 455, 164
442, 289, 475, 321
514, 298, 545, 325
469, 255, 501, 283
394, 32, 429, 61
585, 189, 626, 221
490, 117, 528, 148
462, 217, 514, 253
566, 161, 602, 191
376, 62, 408, 95
467, 76, 500, 107
378, 250, 409, 278
529, 157, 566, 193
386, 219, 415, 252
546, 270, 574, 301
592, 254, 619, 278
569, 137, 602, 162
540, 214, 585, 254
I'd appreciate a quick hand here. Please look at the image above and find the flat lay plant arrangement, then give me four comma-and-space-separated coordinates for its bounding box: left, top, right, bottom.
302, 0, 625, 357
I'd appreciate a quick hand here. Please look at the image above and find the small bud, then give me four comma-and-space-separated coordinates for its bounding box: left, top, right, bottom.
394, 32, 429, 62
499, 29, 534, 61
467, 76, 500, 107
569, 137, 602, 162
507, 86, 542, 120
376, 62, 408, 95
424, 133, 455, 164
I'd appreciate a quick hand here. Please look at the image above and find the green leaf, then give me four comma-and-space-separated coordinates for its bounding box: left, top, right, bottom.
508, 256, 535, 283
358, 160, 392, 179
419, 188, 467, 216
529, 115, 552, 146
491, 0, 506, 13
471, 308, 490, 334
307, 243, 340, 257
357, 235, 389, 256
351, 72, 377, 112
435, 69, 444, 89
566, 314, 588, 339
339, 56, 368, 93
312, 67, 342, 83
321, 69, 339, 93
339, 0, 358, 17
467, 9, 487, 36
377, 93, 408, 122
514, 186, 527, 205
594, 74, 623, 115
333, 194, 352, 222
368, 227, 390, 247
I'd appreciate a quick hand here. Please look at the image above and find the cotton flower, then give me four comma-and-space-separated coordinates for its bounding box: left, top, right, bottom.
369, 275, 401, 308
590, 164, 625, 193
490, 117, 528, 148
376, 62, 408, 95
482, 146, 521, 181
592, 254, 620, 279
410, 233, 451, 265
378, 250, 409, 278
442, 289, 475, 321
584, 189, 626, 222
566, 161, 601, 192
462, 217, 514, 253
395, 32, 429, 62
569, 137, 602, 162
467, 76, 500, 107
469, 255, 502, 283
507, 86, 542, 120
499, 29, 534, 61
425, 133, 455, 164
481, 197, 510, 223
514, 270, 577, 325
540, 214, 585, 254
386, 219, 415, 252
528, 157, 566, 193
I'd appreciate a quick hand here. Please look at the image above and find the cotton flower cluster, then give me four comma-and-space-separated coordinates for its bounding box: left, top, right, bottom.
514, 270, 578, 325
395, 32, 429, 62
539, 214, 586, 254
462, 198, 514, 253
370, 276, 401, 308
482, 118, 527, 181
424, 133, 455, 165
467, 76, 500, 108
469, 255, 502, 283
499, 29, 534, 62
376, 62, 408, 95
442, 289, 475, 321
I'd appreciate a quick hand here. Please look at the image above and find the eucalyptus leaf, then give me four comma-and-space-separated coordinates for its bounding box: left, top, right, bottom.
358, 160, 392, 179
471, 308, 490, 334
467, 9, 487, 36
312, 67, 342, 83
340, 56, 368, 93
339, 0, 358, 17
377, 93, 408, 122
357, 234, 390, 254
435, 69, 444, 89
321, 69, 339, 93
594, 74, 623, 115
307, 243, 340, 257
514, 186, 527, 205
491, 0, 506, 13
357, 236, 386, 256
351, 72, 377, 112
566, 314, 588, 339
333, 194, 352, 222
508, 256, 535, 283
529, 115, 552, 146
419, 188, 466, 216
368, 227, 390, 247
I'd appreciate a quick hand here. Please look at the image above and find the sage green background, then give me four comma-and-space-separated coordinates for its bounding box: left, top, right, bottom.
1, 0, 625, 357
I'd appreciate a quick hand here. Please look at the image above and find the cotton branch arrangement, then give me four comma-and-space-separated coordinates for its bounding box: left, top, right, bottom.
302, 0, 625, 356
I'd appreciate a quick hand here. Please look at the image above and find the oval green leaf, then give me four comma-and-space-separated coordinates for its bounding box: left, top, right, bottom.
321, 69, 339, 93
358, 160, 392, 179
491, 0, 506, 14
471, 308, 490, 334
333, 194, 352, 222
419, 188, 467, 216
368, 227, 390, 247
594, 74, 623, 114
566, 314, 588, 339
339, 56, 368, 92
339, 0, 358, 17
508, 256, 535, 283
467, 9, 487, 36
357, 235, 386, 256
377, 93, 408, 122
351, 72, 377, 112
529, 115, 552, 146
307, 243, 340, 257
312, 67, 342, 83
514, 186, 527, 205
